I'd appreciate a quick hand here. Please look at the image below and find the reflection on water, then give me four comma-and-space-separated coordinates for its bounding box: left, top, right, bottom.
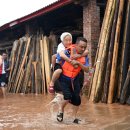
0, 94, 130, 130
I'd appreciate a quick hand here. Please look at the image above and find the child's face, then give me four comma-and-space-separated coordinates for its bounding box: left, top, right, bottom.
62, 35, 72, 48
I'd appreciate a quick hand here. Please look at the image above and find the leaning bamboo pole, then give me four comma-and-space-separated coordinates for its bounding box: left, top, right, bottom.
120, 65, 130, 104
118, 0, 130, 99
32, 61, 38, 94
8, 40, 19, 91
94, 0, 116, 102
40, 36, 46, 94
22, 52, 33, 93
9, 38, 24, 92
89, 0, 114, 102
43, 36, 51, 91
31, 36, 36, 93
102, 0, 119, 103
36, 35, 42, 94
8, 40, 19, 81
108, 0, 125, 104
16, 68, 25, 93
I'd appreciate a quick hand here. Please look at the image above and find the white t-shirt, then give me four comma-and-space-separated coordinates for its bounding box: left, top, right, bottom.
56, 42, 65, 63
2, 61, 6, 74
57, 42, 65, 53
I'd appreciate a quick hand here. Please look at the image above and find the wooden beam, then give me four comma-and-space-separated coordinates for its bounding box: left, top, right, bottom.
0, 46, 12, 50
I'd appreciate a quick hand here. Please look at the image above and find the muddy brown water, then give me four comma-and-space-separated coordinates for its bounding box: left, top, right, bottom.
0, 93, 130, 130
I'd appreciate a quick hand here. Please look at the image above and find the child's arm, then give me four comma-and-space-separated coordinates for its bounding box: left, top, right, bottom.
51, 54, 57, 70
59, 51, 72, 63
71, 49, 89, 59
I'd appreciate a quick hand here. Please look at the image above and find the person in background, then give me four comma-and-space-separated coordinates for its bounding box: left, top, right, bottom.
0, 52, 10, 97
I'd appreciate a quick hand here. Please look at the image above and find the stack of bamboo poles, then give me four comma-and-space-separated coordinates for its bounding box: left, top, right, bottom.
8, 34, 52, 94
89, 0, 130, 104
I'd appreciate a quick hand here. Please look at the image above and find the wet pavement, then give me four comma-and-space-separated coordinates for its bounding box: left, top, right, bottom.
0, 93, 130, 130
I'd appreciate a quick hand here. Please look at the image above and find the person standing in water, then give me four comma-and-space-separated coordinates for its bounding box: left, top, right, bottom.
56, 37, 89, 124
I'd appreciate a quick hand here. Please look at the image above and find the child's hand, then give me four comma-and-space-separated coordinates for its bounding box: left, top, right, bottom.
71, 54, 81, 59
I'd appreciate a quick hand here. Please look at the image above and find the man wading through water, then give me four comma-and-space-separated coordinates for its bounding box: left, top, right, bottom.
53, 37, 89, 124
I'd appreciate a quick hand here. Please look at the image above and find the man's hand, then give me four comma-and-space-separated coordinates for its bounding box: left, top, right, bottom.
70, 60, 79, 68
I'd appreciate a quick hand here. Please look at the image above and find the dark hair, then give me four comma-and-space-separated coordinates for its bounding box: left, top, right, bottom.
2, 52, 7, 54
0, 51, 4, 55
0, 51, 7, 55
76, 37, 87, 44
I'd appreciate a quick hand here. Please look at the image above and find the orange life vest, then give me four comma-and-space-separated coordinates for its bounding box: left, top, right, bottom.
62, 45, 85, 78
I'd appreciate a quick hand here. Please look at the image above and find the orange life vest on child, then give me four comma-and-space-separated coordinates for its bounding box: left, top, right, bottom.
62, 45, 85, 78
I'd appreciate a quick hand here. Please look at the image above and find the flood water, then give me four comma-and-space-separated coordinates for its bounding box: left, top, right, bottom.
0, 93, 130, 130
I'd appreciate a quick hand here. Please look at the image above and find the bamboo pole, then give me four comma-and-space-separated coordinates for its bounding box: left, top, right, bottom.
22, 52, 33, 93
32, 61, 38, 94
120, 65, 130, 104
89, 0, 114, 102
40, 37, 46, 94
43, 36, 51, 91
102, 0, 119, 103
108, 0, 125, 104
30, 36, 36, 93
118, 0, 130, 99
36, 35, 42, 94
8, 38, 24, 92
94, 0, 116, 102
15, 68, 25, 93
8, 40, 19, 91
31, 64, 35, 93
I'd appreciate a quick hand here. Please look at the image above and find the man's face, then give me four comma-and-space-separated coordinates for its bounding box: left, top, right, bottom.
2, 53, 7, 60
76, 40, 87, 54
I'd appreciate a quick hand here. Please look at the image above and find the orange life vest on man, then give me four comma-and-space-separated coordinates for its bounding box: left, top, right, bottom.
62, 45, 85, 78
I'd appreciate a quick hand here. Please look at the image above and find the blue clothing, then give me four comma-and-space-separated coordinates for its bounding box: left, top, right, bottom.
85, 56, 89, 66
59, 74, 81, 106
56, 50, 89, 66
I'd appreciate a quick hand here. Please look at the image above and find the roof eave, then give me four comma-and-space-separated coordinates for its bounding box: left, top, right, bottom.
0, 0, 72, 32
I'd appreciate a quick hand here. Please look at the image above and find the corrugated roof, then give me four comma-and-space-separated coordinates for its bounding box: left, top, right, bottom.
0, 0, 72, 32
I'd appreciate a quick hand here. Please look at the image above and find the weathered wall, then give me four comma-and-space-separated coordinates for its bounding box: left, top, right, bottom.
83, 0, 100, 66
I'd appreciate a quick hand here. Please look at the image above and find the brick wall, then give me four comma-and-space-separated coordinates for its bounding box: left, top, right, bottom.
83, 0, 100, 66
